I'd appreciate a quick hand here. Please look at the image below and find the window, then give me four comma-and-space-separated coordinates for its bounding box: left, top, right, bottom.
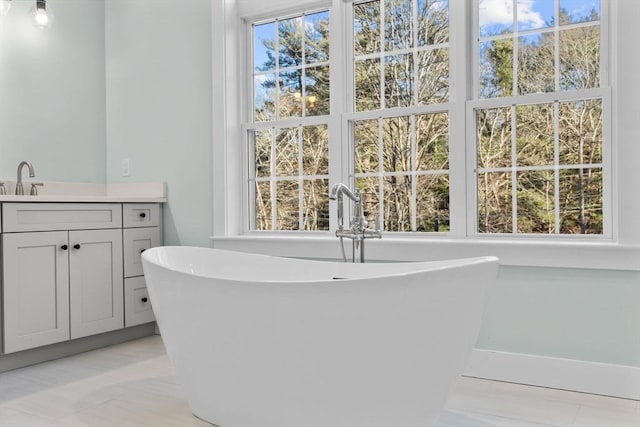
244, 0, 608, 237
248, 11, 331, 231
348, 0, 451, 232
474, 0, 605, 235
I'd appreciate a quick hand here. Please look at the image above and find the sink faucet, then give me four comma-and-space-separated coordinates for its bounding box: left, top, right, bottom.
329, 183, 381, 263
16, 161, 35, 195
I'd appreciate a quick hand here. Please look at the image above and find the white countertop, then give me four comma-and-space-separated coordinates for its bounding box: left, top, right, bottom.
0, 181, 167, 203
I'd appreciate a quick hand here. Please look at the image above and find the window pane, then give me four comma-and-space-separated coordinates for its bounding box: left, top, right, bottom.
254, 129, 272, 178
559, 26, 600, 90
384, 0, 412, 51
384, 54, 413, 108
305, 11, 330, 64
418, 0, 449, 46
559, 168, 602, 234
276, 180, 299, 230
355, 119, 379, 174
356, 177, 381, 229
518, 33, 554, 95
477, 107, 512, 169
559, 99, 602, 165
479, 38, 513, 99
417, 48, 449, 104
559, 0, 600, 25
416, 113, 448, 170
354, 0, 381, 56
302, 125, 329, 176
517, 170, 555, 234
416, 174, 449, 232
254, 22, 276, 72
305, 66, 330, 116
517, 0, 554, 32
303, 179, 329, 230
278, 70, 302, 119
516, 103, 554, 167
275, 127, 298, 176
355, 58, 381, 111
278, 17, 303, 66
382, 116, 411, 172
479, 0, 513, 36
255, 181, 272, 230
478, 172, 512, 233
384, 175, 413, 231
254, 74, 276, 122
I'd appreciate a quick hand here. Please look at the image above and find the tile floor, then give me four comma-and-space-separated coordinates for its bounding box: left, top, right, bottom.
0, 335, 637, 426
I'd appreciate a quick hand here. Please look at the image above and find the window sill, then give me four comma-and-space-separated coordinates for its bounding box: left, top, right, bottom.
210, 234, 640, 271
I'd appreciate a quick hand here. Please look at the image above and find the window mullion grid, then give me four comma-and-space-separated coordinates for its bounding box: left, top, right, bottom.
270, 127, 277, 231
512, 0, 519, 98
412, 0, 419, 107
554, 0, 560, 91
275, 19, 281, 121
554, 101, 560, 234
511, 105, 518, 234
378, 117, 385, 231
380, 0, 386, 111
411, 114, 417, 231
298, 125, 305, 230
301, 14, 307, 118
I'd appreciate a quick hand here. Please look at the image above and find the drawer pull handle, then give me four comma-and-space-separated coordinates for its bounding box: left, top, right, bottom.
141, 297, 148, 303
73, 244, 81, 250
61, 244, 68, 251
139, 212, 147, 218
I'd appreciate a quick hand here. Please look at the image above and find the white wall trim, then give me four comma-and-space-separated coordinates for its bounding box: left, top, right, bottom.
464, 349, 640, 401
211, 234, 640, 270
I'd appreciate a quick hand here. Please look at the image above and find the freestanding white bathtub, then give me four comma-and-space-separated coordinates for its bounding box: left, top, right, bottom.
141, 246, 498, 427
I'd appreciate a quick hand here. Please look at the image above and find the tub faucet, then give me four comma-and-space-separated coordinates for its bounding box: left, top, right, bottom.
329, 183, 381, 263
16, 161, 35, 195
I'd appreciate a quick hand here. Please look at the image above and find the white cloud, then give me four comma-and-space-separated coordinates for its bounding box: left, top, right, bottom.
479, 0, 545, 30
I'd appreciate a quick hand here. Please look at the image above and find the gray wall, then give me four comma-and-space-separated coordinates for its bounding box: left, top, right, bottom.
0, 0, 106, 183
105, 0, 213, 247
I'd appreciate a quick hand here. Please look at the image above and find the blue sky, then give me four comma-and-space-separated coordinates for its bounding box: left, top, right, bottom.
479, 0, 600, 35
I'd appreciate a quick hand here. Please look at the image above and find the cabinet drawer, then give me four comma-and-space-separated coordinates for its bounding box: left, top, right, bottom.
123, 227, 162, 277
123, 204, 161, 228
2, 203, 122, 232
125, 277, 155, 327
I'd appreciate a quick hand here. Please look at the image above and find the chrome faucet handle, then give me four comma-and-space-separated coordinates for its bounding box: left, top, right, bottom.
362, 216, 382, 239
29, 182, 44, 196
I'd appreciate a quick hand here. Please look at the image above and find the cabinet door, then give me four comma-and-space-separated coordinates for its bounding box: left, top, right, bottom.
3, 231, 70, 353
69, 229, 124, 339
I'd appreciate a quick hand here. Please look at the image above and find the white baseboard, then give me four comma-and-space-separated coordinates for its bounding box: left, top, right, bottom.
464, 349, 640, 401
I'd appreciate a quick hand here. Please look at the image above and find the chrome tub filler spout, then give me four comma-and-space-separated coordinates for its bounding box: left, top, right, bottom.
329, 183, 381, 263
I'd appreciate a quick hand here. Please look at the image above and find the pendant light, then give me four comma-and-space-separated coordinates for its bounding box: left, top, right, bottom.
31, 0, 53, 29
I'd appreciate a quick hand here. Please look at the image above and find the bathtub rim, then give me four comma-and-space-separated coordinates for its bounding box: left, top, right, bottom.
141, 245, 499, 285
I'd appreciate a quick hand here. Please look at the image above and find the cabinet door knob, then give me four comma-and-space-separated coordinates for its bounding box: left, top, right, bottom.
60, 244, 68, 251
141, 297, 148, 303
73, 244, 81, 250
139, 212, 147, 218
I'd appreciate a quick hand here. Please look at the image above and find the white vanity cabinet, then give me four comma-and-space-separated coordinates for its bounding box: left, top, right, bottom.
1, 202, 162, 355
